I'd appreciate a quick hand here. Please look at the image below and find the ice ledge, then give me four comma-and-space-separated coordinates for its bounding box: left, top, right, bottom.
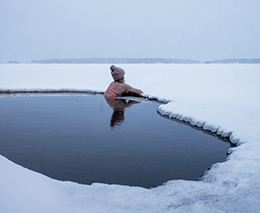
157, 103, 240, 146
0, 88, 104, 94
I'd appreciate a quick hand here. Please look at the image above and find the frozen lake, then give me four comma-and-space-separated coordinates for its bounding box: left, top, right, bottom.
1, 64, 259, 212
0, 94, 230, 188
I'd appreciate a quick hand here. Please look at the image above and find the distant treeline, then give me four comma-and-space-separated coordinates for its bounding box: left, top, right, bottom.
31, 58, 200, 64
204, 58, 260, 64
7, 60, 20, 64
4, 58, 260, 64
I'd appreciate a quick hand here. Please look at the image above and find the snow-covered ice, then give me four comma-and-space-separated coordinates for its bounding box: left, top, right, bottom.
0, 64, 260, 212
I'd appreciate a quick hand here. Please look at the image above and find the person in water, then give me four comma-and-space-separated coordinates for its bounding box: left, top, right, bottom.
104, 65, 143, 98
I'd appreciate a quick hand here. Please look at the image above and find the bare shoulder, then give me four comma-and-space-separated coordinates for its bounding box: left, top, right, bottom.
121, 83, 132, 90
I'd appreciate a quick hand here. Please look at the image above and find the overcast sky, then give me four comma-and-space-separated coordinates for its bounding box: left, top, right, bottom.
1, 0, 260, 62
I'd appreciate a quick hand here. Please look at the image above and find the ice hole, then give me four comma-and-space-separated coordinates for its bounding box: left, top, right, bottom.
0, 94, 231, 188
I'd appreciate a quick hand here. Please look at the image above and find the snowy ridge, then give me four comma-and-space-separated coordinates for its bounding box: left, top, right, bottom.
157, 105, 236, 144
141, 93, 170, 104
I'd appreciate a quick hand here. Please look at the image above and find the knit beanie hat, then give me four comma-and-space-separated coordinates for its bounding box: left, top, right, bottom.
110, 65, 125, 81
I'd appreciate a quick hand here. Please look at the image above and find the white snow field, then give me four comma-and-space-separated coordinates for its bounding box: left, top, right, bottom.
0, 64, 260, 212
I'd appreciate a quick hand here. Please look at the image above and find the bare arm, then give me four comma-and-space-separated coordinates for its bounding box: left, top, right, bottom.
123, 84, 143, 95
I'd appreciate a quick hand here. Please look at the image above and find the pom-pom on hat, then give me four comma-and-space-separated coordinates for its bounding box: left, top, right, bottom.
110, 65, 125, 81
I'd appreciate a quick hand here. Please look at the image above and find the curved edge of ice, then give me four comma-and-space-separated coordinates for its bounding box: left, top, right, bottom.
157, 104, 240, 146
141, 93, 171, 104
0, 88, 105, 94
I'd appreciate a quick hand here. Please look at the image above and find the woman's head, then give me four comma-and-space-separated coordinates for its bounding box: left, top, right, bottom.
110, 65, 125, 82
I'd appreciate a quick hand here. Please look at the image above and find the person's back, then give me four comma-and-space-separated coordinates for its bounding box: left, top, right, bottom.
104, 65, 143, 99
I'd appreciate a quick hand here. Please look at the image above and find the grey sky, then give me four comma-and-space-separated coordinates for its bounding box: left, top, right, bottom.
1, 0, 260, 62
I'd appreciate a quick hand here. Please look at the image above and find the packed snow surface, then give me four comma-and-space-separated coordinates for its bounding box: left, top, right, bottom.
1, 64, 260, 212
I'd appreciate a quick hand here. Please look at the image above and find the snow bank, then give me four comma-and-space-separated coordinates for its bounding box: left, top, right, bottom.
1, 64, 260, 212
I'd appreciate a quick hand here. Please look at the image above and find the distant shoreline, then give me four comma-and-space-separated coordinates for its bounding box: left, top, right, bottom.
31, 58, 200, 64
3, 58, 260, 64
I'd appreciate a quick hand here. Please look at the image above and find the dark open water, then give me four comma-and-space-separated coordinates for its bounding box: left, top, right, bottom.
0, 94, 230, 188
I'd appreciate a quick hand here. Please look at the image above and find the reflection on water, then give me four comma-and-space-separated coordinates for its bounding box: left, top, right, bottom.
0, 94, 230, 188
105, 97, 140, 128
